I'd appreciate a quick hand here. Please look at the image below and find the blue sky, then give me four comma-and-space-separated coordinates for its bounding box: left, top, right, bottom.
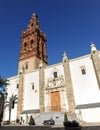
0, 0, 100, 78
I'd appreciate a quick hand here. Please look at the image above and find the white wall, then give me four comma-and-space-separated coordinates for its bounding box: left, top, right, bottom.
5, 54, 100, 123
23, 71, 39, 110
44, 63, 65, 85
76, 108, 100, 122
4, 76, 19, 121
70, 55, 100, 105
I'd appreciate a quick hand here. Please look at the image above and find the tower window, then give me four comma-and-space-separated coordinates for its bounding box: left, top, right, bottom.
24, 42, 27, 50
30, 40, 34, 48
31, 83, 34, 90
31, 23, 33, 27
53, 72, 58, 78
25, 64, 28, 69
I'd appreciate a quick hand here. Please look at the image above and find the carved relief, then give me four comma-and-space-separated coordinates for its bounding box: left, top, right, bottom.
46, 68, 65, 89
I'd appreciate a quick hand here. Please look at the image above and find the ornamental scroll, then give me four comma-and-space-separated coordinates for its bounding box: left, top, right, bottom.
46, 75, 65, 89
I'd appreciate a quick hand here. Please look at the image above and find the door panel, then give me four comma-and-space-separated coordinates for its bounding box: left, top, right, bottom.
51, 91, 61, 111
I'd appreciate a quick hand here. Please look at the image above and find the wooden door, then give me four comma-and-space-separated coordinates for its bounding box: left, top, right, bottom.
51, 91, 61, 112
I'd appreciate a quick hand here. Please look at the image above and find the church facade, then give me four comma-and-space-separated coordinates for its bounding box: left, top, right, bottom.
3, 14, 100, 124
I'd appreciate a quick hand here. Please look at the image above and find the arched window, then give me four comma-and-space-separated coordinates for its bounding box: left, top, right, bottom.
25, 64, 28, 69
31, 23, 33, 27
31, 83, 34, 90
53, 72, 58, 78
24, 42, 27, 51
30, 39, 34, 48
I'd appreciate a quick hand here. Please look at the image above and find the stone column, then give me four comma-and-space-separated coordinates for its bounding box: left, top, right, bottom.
17, 68, 24, 117
90, 43, 100, 89
39, 65, 45, 113
63, 52, 75, 114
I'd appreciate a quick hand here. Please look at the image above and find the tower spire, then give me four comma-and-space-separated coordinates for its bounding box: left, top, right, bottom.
18, 13, 48, 74
27, 13, 39, 30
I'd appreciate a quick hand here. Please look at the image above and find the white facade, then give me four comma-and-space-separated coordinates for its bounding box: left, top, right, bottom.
3, 14, 100, 125
4, 48, 100, 124
23, 70, 40, 111
4, 76, 19, 121
69, 54, 100, 122
70, 55, 100, 105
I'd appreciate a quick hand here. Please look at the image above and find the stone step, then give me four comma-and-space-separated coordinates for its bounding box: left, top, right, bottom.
35, 112, 64, 125
1, 126, 64, 130
34, 112, 84, 125
1, 126, 100, 130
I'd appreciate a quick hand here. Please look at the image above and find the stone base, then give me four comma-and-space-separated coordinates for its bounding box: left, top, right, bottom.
64, 126, 82, 130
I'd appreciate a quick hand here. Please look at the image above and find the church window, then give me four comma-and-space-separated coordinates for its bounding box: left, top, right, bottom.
31, 23, 33, 27
81, 69, 86, 74
16, 84, 19, 89
30, 39, 34, 48
31, 83, 34, 90
25, 64, 28, 69
80, 66, 86, 75
53, 72, 58, 78
24, 42, 27, 51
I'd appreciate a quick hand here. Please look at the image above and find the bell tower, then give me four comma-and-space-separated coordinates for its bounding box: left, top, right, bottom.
18, 13, 48, 73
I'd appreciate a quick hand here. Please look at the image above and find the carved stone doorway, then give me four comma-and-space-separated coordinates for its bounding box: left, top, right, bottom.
51, 91, 61, 112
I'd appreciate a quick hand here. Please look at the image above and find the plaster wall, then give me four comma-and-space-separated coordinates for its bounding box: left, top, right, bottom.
76, 108, 100, 122
23, 71, 39, 110
69, 55, 100, 105
4, 76, 19, 121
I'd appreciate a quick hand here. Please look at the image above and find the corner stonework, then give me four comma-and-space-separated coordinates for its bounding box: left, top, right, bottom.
39, 65, 45, 113
17, 68, 24, 117
63, 52, 75, 114
90, 43, 100, 89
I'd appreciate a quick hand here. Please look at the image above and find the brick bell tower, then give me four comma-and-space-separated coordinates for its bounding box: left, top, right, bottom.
18, 13, 48, 74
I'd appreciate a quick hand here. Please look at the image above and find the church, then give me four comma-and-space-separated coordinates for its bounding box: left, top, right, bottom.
3, 13, 100, 125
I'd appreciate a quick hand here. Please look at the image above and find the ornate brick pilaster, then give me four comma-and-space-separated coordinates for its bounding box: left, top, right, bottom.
63, 52, 75, 114
90, 43, 100, 89
17, 68, 24, 117
39, 67, 45, 113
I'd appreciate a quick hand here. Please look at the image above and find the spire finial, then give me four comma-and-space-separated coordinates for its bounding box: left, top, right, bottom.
63, 51, 68, 62
90, 41, 97, 52
32, 13, 38, 19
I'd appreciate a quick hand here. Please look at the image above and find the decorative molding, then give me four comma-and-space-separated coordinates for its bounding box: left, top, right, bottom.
46, 75, 65, 89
